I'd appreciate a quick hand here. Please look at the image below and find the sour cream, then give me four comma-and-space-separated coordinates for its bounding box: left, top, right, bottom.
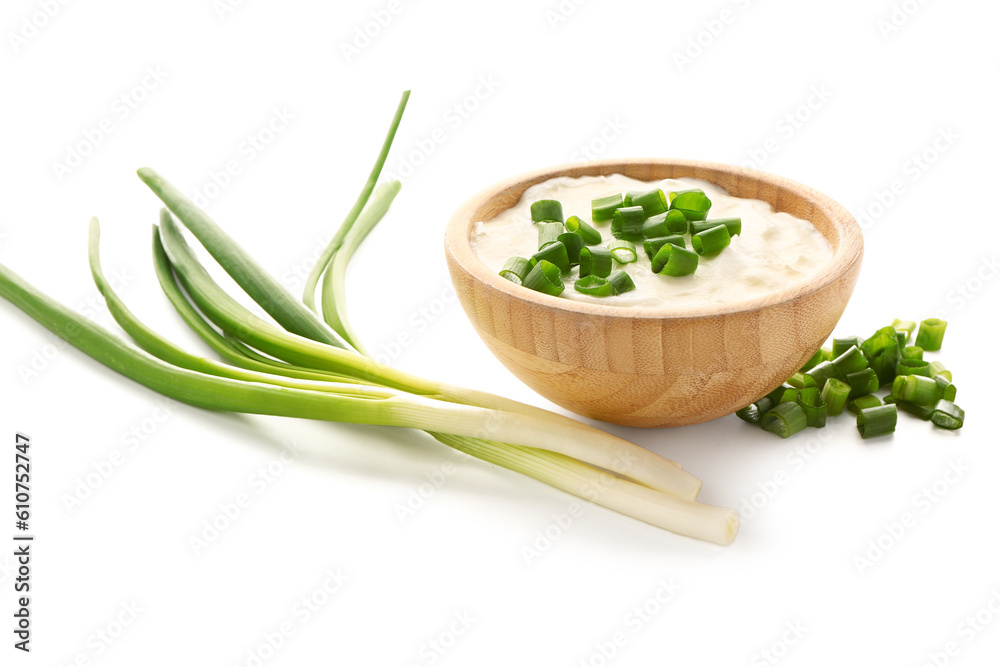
471, 174, 833, 308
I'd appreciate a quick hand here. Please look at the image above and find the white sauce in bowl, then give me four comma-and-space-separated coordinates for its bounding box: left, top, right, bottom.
471, 174, 834, 308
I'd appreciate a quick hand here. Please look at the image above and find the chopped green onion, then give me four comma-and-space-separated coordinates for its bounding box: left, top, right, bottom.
537, 222, 563, 249
786, 372, 807, 389
736, 397, 775, 424
579, 246, 612, 278
767, 384, 800, 405
530, 241, 570, 273
591, 193, 623, 223
890, 319, 917, 342
690, 217, 741, 237
895, 399, 934, 420
669, 189, 712, 221
796, 387, 827, 427
530, 200, 563, 223
847, 395, 881, 414
890, 374, 940, 406
558, 232, 584, 265
523, 260, 565, 296
928, 361, 951, 382
894, 330, 907, 348
821, 378, 850, 416
832, 336, 864, 358
500, 257, 531, 285
652, 244, 699, 277
641, 213, 672, 238
565, 215, 602, 245
800, 348, 824, 373
902, 345, 924, 361
607, 239, 638, 264
832, 345, 869, 375
846, 368, 880, 398
691, 225, 731, 256
628, 189, 668, 217
664, 209, 690, 234
930, 400, 964, 430
821, 347, 834, 361
857, 404, 898, 438
643, 235, 686, 260
860, 326, 902, 385
934, 375, 957, 402
896, 359, 931, 377
760, 402, 808, 439
803, 360, 846, 389
573, 275, 615, 297
608, 270, 636, 295
611, 206, 646, 241
915, 318, 947, 351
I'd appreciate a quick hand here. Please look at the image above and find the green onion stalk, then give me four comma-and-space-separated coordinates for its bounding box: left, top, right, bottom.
0, 91, 738, 545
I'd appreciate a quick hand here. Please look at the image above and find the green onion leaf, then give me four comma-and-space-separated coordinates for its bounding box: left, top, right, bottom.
832, 336, 864, 358
558, 232, 585, 265
846, 368, 880, 398
691, 225, 731, 256
902, 345, 924, 361
736, 397, 775, 424
915, 318, 947, 351
607, 239, 638, 264
786, 372, 807, 389
530, 200, 564, 223
669, 189, 712, 221
591, 193, 623, 223
530, 241, 570, 273
579, 246, 613, 278
628, 189, 668, 217
890, 318, 917, 342
896, 359, 931, 377
574, 275, 615, 297
857, 404, 897, 439
500, 257, 532, 285
832, 345, 869, 375
847, 395, 881, 414
796, 387, 827, 427
860, 326, 902, 385
928, 360, 951, 382
608, 270, 636, 295
760, 402, 808, 438
890, 374, 940, 406
643, 235, 685, 260
523, 260, 565, 296
803, 360, 847, 389
565, 216, 602, 245
537, 222, 564, 249
690, 217, 741, 237
652, 243, 699, 277
930, 400, 964, 430
821, 378, 850, 416
800, 348, 824, 373
611, 206, 646, 241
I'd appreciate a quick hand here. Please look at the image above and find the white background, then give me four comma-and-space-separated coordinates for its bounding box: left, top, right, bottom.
1, 0, 998, 665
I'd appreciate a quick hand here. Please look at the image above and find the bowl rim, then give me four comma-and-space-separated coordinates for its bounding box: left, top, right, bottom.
445, 158, 863, 320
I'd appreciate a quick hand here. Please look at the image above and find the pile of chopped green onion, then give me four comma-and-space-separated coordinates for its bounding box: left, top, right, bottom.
499, 186, 740, 298
0, 92, 741, 546
736, 317, 963, 439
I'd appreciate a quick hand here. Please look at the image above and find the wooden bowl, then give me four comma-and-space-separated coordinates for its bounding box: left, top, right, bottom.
444, 159, 863, 428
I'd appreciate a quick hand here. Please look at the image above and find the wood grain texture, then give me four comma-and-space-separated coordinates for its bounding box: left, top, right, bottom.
444, 159, 863, 427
